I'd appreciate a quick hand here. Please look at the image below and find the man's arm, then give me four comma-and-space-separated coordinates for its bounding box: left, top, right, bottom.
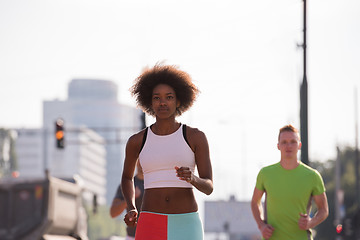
110, 198, 127, 218
299, 192, 329, 230
251, 187, 274, 239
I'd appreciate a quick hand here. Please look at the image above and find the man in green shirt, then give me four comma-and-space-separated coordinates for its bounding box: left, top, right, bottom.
251, 124, 328, 239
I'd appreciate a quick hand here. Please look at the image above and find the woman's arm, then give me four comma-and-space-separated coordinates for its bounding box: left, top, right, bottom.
121, 132, 142, 226
176, 127, 213, 195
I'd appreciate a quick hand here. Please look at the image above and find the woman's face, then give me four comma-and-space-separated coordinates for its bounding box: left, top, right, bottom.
151, 84, 180, 119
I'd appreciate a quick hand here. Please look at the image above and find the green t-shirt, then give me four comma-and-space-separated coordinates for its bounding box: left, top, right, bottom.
255, 162, 325, 240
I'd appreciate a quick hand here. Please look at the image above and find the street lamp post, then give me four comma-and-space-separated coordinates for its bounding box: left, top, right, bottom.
300, 0, 309, 165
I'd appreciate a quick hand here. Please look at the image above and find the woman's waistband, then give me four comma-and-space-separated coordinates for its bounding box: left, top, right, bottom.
140, 211, 199, 217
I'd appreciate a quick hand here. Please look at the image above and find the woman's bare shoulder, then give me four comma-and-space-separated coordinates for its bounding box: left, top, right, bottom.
185, 125, 206, 138
127, 128, 148, 149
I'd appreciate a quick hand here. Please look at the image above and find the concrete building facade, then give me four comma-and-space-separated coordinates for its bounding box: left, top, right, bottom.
14, 129, 44, 178
15, 127, 107, 204
43, 79, 144, 204
204, 196, 261, 240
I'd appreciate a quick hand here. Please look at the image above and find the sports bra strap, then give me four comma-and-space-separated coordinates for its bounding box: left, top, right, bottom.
182, 124, 191, 148
139, 127, 148, 153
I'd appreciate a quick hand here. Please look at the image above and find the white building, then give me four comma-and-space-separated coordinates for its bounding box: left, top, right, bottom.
204, 196, 261, 240
43, 79, 144, 204
15, 128, 44, 178
15, 127, 107, 205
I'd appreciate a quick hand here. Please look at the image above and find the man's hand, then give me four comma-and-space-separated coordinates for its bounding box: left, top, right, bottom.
260, 223, 274, 239
298, 213, 311, 230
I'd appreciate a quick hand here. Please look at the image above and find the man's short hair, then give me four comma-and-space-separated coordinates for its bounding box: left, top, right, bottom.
278, 124, 300, 141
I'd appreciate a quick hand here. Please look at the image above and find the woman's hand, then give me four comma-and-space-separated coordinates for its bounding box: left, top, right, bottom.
124, 209, 138, 227
175, 166, 193, 183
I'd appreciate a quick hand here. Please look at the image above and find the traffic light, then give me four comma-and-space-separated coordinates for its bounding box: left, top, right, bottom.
336, 224, 343, 234
55, 118, 65, 149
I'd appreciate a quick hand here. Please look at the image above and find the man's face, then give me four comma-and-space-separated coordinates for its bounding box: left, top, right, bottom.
277, 131, 301, 159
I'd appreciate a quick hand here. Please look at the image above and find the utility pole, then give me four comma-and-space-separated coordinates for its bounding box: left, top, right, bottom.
335, 146, 344, 240
43, 127, 49, 177
355, 87, 360, 240
355, 88, 359, 207
300, 0, 309, 165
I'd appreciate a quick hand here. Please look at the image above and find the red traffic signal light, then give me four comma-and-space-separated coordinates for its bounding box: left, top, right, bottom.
55, 118, 65, 149
336, 224, 343, 234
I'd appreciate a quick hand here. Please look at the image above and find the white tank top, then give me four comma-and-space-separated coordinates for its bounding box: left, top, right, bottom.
139, 124, 195, 189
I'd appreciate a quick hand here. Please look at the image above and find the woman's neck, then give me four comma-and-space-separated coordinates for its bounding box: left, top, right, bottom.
152, 120, 180, 135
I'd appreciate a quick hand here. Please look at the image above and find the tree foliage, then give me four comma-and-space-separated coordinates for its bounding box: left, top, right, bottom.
311, 146, 360, 240
85, 204, 126, 240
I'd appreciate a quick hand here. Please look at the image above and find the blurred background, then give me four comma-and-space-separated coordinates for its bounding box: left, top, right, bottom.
0, 0, 359, 239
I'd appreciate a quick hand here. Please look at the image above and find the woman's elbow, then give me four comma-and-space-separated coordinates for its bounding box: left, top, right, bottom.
205, 181, 213, 195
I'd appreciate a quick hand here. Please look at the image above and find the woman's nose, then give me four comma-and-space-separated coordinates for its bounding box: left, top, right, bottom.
159, 99, 166, 105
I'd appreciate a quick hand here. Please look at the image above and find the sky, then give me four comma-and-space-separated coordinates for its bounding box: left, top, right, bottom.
0, 0, 359, 202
